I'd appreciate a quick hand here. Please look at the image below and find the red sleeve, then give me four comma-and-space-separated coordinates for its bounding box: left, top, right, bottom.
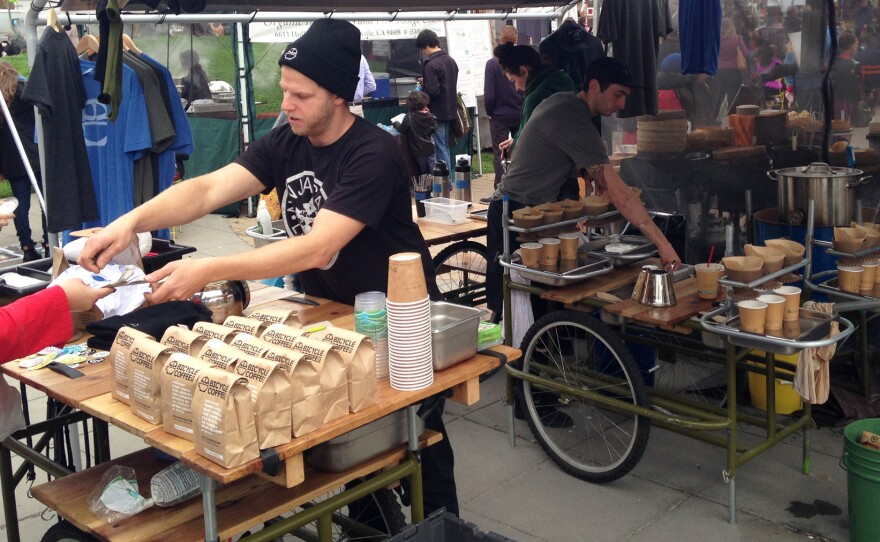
0, 286, 73, 363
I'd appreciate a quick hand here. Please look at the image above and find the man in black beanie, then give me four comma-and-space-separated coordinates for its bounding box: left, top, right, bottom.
78, 18, 459, 517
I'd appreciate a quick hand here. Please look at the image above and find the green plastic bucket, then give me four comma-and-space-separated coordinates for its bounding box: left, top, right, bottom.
843, 418, 880, 542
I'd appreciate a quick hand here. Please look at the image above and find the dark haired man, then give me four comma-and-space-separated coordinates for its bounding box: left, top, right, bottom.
415, 29, 459, 170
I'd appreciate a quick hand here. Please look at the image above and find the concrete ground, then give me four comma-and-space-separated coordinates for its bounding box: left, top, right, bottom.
0, 173, 859, 542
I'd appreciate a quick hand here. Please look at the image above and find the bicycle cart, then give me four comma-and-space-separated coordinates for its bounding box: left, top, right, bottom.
497, 197, 855, 524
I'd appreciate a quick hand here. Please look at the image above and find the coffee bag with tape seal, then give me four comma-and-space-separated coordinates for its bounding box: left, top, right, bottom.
289, 335, 348, 424
305, 323, 377, 412
192, 322, 238, 343
222, 315, 268, 336
235, 354, 292, 448
197, 338, 244, 371
160, 326, 209, 356
109, 327, 155, 404
191, 367, 259, 468
160, 353, 212, 440
248, 309, 302, 328
127, 340, 174, 424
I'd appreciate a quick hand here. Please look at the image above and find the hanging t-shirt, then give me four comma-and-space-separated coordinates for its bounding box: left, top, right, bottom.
20, 29, 99, 233
234, 116, 436, 306
680, 0, 723, 75
79, 59, 152, 231
137, 52, 195, 192
597, 0, 673, 118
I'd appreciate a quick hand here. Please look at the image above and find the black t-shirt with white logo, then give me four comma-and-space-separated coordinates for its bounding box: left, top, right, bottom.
236, 116, 436, 305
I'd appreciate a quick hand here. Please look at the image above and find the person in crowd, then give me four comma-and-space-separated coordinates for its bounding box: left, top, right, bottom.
179, 50, 212, 110
415, 29, 459, 170
78, 18, 459, 517
855, 30, 880, 107
657, 54, 714, 127
783, 6, 802, 34
0, 61, 48, 262
713, 17, 750, 115
855, 0, 875, 40
493, 42, 576, 159
754, 39, 784, 105
483, 25, 523, 188
485, 57, 680, 427
0, 213, 112, 362
831, 31, 863, 121
353, 54, 376, 103
393, 90, 437, 176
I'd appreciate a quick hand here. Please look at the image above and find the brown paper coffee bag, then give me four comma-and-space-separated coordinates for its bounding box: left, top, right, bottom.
109, 327, 155, 404
222, 315, 268, 336
262, 344, 323, 437
260, 323, 307, 350
127, 340, 174, 424
305, 325, 377, 412
191, 367, 259, 468
159, 353, 212, 440
160, 326, 209, 356
234, 355, 292, 448
248, 309, 302, 328
228, 332, 272, 359
197, 338, 244, 371
290, 335, 349, 424
192, 321, 238, 343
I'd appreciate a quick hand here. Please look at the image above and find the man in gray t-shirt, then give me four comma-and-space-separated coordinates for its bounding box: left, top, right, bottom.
487, 57, 681, 318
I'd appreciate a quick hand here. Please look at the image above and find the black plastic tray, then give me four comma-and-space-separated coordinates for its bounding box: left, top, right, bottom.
0, 265, 52, 306
142, 239, 196, 274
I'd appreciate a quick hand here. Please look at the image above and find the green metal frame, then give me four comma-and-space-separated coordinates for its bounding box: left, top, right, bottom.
502, 274, 813, 524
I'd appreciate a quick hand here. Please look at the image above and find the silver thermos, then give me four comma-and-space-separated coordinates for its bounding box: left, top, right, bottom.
432, 160, 450, 199
454, 157, 471, 202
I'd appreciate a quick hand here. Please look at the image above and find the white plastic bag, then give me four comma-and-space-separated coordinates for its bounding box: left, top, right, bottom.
87, 466, 152, 523
0, 379, 25, 441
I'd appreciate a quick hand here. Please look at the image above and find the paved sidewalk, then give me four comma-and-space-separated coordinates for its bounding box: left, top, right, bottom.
0, 197, 852, 542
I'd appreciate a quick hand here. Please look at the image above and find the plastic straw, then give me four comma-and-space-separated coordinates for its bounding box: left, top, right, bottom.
707, 244, 715, 266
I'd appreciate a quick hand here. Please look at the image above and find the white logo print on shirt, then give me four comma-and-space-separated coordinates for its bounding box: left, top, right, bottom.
282, 171, 327, 236
82, 99, 109, 147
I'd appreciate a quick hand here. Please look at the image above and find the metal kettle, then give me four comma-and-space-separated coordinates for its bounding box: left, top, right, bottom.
190, 280, 250, 323
632, 265, 677, 307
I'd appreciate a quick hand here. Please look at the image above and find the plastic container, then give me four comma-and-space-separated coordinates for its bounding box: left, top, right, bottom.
431, 302, 481, 370
142, 239, 197, 274
245, 219, 287, 248
422, 198, 470, 225
842, 418, 880, 542
0, 263, 51, 306
256, 200, 273, 236
389, 509, 516, 542
747, 349, 802, 415
304, 411, 423, 472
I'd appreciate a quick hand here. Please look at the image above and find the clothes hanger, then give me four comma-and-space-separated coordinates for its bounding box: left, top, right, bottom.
121, 34, 142, 54
46, 7, 63, 33
76, 34, 100, 57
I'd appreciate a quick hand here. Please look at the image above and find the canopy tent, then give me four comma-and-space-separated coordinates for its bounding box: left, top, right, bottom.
63, 0, 576, 12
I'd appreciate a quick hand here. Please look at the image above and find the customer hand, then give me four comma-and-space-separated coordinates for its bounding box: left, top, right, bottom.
77, 219, 136, 273
57, 279, 115, 312
498, 138, 513, 152
0, 213, 13, 228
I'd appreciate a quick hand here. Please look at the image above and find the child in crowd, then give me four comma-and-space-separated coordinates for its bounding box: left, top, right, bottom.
394, 91, 438, 175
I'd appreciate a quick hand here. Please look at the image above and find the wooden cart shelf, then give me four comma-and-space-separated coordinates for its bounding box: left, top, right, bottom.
32, 431, 441, 542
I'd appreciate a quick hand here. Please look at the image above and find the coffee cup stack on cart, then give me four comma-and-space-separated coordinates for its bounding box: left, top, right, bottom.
386, 253, 433, 391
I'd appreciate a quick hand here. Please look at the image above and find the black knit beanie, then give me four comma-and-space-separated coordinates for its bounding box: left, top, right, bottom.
278, 19, 361, 102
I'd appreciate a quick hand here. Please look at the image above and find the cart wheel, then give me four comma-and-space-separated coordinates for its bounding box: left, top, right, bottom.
432, 241, 488, 309
518, 311, 651, 483
40, 521, 99, 542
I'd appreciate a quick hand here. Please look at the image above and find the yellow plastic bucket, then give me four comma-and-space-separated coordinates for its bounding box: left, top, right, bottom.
748, 350, 803, 415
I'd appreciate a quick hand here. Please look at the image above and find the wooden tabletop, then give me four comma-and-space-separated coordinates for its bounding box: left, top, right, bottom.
416, 204, 488, 247
540, 258, 659, 305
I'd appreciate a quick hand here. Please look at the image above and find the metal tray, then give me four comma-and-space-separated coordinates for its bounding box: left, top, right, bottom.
507, 209, 621, 233
818, 276, 878, 301
717, 308, 835, 355
501, 253, 614, 286
468, 208, 488, 221
582, 235, 657, 265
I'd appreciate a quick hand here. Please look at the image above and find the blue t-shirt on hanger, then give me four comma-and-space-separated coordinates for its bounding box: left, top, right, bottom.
680, 0, 723, 75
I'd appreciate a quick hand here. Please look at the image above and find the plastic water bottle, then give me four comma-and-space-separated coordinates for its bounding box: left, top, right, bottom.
256, 200, 273, 236
150, 461, 201, 507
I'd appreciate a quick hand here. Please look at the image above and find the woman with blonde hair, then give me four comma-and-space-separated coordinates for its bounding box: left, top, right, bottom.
713, 17, 751, 114
0, 61, 47, 261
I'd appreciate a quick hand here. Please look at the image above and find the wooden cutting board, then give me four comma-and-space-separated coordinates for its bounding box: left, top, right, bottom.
603, 277, 724, 327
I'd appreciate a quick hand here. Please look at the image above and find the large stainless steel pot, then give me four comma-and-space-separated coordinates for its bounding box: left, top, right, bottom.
767, 162, 871, 226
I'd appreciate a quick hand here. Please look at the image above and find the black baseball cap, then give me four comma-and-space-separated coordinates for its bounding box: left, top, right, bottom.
583, 56, 644, 91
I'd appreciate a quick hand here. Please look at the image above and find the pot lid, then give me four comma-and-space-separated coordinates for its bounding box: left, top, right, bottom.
777, 162, 864, 178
